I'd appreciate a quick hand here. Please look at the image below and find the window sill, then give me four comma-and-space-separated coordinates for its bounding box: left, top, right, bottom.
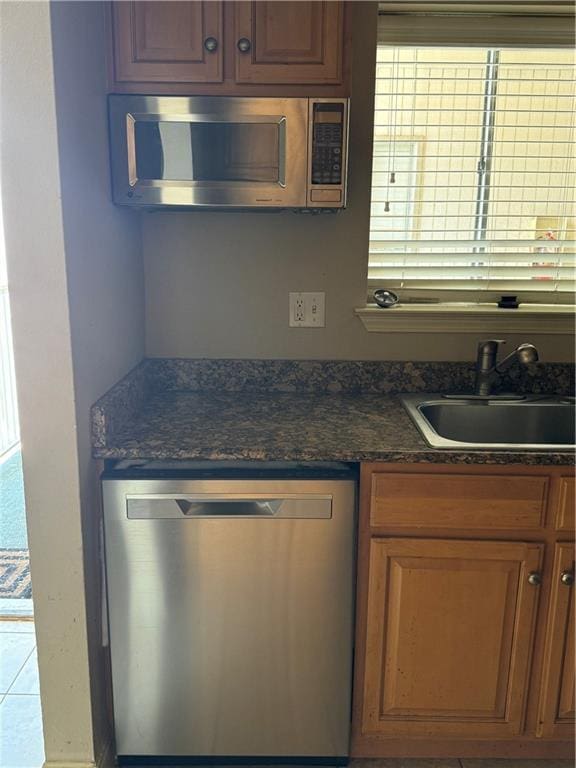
355, 303, 575, 334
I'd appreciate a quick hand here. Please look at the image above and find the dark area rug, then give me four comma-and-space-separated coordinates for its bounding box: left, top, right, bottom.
0, 549, 32, 599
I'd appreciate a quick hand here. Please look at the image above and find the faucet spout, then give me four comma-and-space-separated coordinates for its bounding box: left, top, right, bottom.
474, 340, 539, 396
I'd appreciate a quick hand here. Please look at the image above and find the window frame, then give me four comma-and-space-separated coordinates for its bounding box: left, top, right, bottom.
362, 19, 576, 325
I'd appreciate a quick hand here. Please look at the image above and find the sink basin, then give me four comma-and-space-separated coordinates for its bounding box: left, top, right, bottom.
401, 394, 575, 450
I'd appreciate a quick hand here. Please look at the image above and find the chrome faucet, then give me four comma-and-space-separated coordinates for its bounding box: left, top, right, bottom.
475, 339, 539, 396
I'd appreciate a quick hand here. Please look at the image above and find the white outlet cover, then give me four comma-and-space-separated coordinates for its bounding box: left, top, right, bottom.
289, 292, 326, 328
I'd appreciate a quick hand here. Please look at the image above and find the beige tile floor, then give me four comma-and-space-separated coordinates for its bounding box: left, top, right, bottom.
0, 620, 43, 768
0, 626, 572, 768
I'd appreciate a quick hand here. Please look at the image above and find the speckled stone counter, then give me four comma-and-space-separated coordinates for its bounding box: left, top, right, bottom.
92, 359, 575, 466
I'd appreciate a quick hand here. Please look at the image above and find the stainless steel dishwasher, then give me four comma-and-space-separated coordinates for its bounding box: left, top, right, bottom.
102, 462, 356, 762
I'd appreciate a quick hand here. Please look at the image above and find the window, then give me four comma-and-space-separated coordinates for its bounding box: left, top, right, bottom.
368, 11, 576, 307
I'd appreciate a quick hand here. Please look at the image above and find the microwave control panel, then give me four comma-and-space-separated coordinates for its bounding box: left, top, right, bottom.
308, 100, 348, 208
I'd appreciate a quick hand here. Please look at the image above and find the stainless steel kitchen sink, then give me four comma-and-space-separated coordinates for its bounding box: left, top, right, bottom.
401, 394, 575, 450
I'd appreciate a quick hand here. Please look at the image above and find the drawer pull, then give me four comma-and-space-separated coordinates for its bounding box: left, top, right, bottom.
237, 37, 252, 53
204, 37, 218, 52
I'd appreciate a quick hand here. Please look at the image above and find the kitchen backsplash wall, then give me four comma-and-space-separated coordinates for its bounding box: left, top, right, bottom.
141, 3, 574, 363
143, 358, 574, 396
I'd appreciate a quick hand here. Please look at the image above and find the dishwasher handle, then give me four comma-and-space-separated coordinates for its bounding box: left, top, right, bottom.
126, 494, 332, 520
175, 499, 282, 517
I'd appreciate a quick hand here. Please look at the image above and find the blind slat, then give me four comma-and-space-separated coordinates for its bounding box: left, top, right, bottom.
367, 281, 575, 293
379, 3, 575, 15
377, 15, 575, 47
372, 254, 575, 263
368, 239, 576, 247
369, 267, 575, 276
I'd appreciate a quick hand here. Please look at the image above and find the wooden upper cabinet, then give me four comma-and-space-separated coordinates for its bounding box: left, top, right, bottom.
107, 1, 349, 95
234, 1, 345, 85
111, 1, 223, 85
362, 538, 543, 739
537, 542, 575, 739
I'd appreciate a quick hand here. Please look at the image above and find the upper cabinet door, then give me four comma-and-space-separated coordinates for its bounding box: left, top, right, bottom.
537, 542, 575, 739
234, 1, 345, 85
361, 538, 543, 739
111, 1, 223, 85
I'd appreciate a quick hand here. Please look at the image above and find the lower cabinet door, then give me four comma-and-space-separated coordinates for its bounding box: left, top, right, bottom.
537, 542, 575, 738
362, 538, 543, 738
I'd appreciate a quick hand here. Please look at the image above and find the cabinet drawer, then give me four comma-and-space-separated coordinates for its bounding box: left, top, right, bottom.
370, 472, 548, 530
555, 477, 575, 532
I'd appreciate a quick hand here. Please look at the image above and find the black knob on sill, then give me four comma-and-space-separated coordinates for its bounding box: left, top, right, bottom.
204, 37, 218, 52
497, 295, 519, 309
237, 38, 252, 53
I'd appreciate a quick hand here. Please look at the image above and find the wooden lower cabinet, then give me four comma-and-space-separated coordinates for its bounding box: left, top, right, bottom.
363, 538, 542, 738
353, 463, 575, 759
537, 542, 575, 738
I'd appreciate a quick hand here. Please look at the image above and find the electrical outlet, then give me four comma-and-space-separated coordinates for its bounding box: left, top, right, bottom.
294, 296, 305, 323
289, 292, 325, 328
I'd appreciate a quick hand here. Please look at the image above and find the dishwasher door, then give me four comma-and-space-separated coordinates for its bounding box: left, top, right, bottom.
102, 478, 356, 759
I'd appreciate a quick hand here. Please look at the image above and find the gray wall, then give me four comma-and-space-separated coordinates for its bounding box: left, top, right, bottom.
50, 1, 145, 763
143, 2, 573, 363
1, 1, 144, 764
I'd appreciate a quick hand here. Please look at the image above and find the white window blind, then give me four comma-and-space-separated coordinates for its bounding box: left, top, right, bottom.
377, 2, 576, 45
379, 3, 575, 13
369, 46, 576, 303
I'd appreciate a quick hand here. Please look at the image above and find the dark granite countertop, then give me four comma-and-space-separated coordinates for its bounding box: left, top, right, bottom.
93, 389, 574, 466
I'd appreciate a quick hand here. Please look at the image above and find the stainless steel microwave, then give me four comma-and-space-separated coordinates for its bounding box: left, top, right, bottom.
108, 95, 349, 210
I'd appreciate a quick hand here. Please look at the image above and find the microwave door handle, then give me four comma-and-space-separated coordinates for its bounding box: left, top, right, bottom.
278, 117, 286, 188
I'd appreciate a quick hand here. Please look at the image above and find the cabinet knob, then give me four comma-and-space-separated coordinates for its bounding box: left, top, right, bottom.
204, 37, 218, 52
561, 571, 574, 587
237, 37, 252, 53
527, 572, 542, 586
